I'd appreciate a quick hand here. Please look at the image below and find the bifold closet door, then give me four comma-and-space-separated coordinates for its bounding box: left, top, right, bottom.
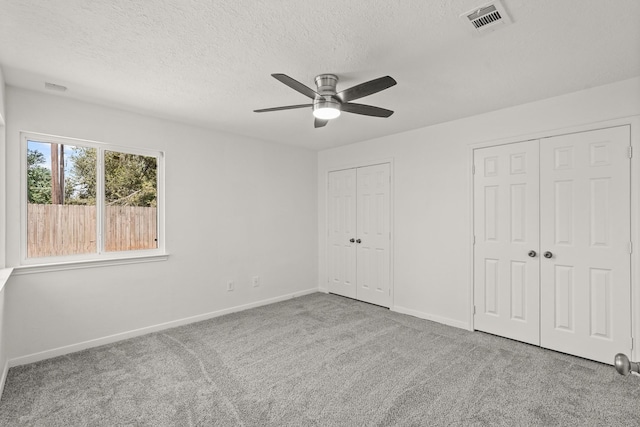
473, 140, 541, 345
327, 164, 391, 307
539, 126, 631, 364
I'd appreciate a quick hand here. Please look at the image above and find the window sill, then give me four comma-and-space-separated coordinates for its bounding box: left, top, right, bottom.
12, 254, 169, 275
0, 268, 14, 292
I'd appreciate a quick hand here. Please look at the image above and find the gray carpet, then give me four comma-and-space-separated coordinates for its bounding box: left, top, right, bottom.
1, 293, 639, 426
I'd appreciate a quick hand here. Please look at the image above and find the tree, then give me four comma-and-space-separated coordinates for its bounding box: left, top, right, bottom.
65, 147, 96, 205
104, 151, 157, 207
27, 149, 52, 204
65, 147, 157, 207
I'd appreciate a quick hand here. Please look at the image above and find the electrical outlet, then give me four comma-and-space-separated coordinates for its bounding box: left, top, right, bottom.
252, 276, 260, 287
227, 280, 235, 292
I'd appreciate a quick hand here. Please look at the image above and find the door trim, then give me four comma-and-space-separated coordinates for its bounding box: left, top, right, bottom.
323, 158, 394, 308
468, 115, 640, 362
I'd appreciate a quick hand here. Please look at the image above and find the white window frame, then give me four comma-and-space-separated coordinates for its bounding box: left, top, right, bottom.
19, 131, 166, 269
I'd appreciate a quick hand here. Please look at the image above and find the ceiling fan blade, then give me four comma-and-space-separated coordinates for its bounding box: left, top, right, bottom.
272, 73, 320, 99
341, 102, 394, 118
253, 104, 312, 113
337, 76, 397, 103
314, 118, 328, 128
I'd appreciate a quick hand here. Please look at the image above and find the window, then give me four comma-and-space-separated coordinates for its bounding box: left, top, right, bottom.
22, 132, 164, 265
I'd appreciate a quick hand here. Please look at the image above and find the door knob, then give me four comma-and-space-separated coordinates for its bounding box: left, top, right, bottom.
528, 250, 537, 258
349, 238, 355, 243
614, 353, 640, 376
543, 251, 553, 259
356, 239, 362, 244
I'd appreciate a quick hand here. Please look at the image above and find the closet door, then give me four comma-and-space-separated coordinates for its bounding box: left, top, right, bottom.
473, 141, 541, 345
327, 169, 357, 299
540, 126, 632, 364
356, 164, 391, 307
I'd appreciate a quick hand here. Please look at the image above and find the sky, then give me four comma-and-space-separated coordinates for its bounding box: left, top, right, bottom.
28, 141, 52, 169
28, 140, 78, 175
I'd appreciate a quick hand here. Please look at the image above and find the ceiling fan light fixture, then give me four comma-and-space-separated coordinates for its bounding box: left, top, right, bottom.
313, 107, 341, 120
313, 98, 341, 120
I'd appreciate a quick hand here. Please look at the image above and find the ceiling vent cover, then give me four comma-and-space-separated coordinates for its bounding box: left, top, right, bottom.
461, 0, 512, 36
44, 82, 67, 92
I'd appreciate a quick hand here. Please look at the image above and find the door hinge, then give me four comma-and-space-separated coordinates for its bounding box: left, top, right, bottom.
473, 306, 476, 315
630, 241, 633, 254
628, 146, 633, 159
472, 164, 476, 175
631, 337, 634, 349
473, 235, 476, 245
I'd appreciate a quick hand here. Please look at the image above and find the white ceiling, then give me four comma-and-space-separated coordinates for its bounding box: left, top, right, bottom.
1, 0, 639, 150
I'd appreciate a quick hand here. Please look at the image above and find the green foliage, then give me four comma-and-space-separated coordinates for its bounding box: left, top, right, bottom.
66, 147, 97, 205
27, 149, 52, 204
27, 145, 157, 207
66, 147, 157, 207
104, 151, 157, 207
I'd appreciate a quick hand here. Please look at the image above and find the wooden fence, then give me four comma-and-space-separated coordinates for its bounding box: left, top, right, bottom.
27, 204, 157, 258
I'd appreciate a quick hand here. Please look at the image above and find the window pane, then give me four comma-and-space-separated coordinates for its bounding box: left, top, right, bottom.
26, 141, 97, 257
104, 150, 158, 252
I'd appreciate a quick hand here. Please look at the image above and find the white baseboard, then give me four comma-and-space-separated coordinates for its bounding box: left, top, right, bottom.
318, 286, 328, 293
0, 359, 8, 400
392, 305, 471, 331
9, 288, 318, 367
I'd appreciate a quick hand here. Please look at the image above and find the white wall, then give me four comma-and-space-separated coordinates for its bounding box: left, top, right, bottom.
318, 77, 640, 330
4, 87, 317, 362
0, 66, 8, 393
0, 65, 6, 268
0, 66, 5, 124
4, 76, 640, 367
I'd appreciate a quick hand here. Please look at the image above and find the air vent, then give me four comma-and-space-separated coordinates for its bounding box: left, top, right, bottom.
44, 82, 67, 92
469, 5, 501, 29
460, 0, 512, 36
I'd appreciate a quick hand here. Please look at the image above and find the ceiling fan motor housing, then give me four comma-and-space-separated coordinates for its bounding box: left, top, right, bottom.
313, 96, 340, 110
313, 74, 341, 118
314, 74, 338, 96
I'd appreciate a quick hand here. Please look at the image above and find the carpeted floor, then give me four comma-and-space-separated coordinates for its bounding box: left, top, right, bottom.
0, 292, 639, 426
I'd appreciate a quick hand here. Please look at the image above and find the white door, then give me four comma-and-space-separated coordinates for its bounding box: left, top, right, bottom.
327, 164, 392, 307
539, 126, 632, 364
473, 141, 541, 345
356, 164, 391, 307
327, 169, 357, 299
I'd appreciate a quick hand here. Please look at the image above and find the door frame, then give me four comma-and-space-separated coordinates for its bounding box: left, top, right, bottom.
323, 158, 395, 307
468, 116, 640, 362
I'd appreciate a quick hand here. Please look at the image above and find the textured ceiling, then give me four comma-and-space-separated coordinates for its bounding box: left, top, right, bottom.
1, 0, 639, 150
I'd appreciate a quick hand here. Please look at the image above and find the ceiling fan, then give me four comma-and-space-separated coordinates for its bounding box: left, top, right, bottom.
254, 73, 397, 128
